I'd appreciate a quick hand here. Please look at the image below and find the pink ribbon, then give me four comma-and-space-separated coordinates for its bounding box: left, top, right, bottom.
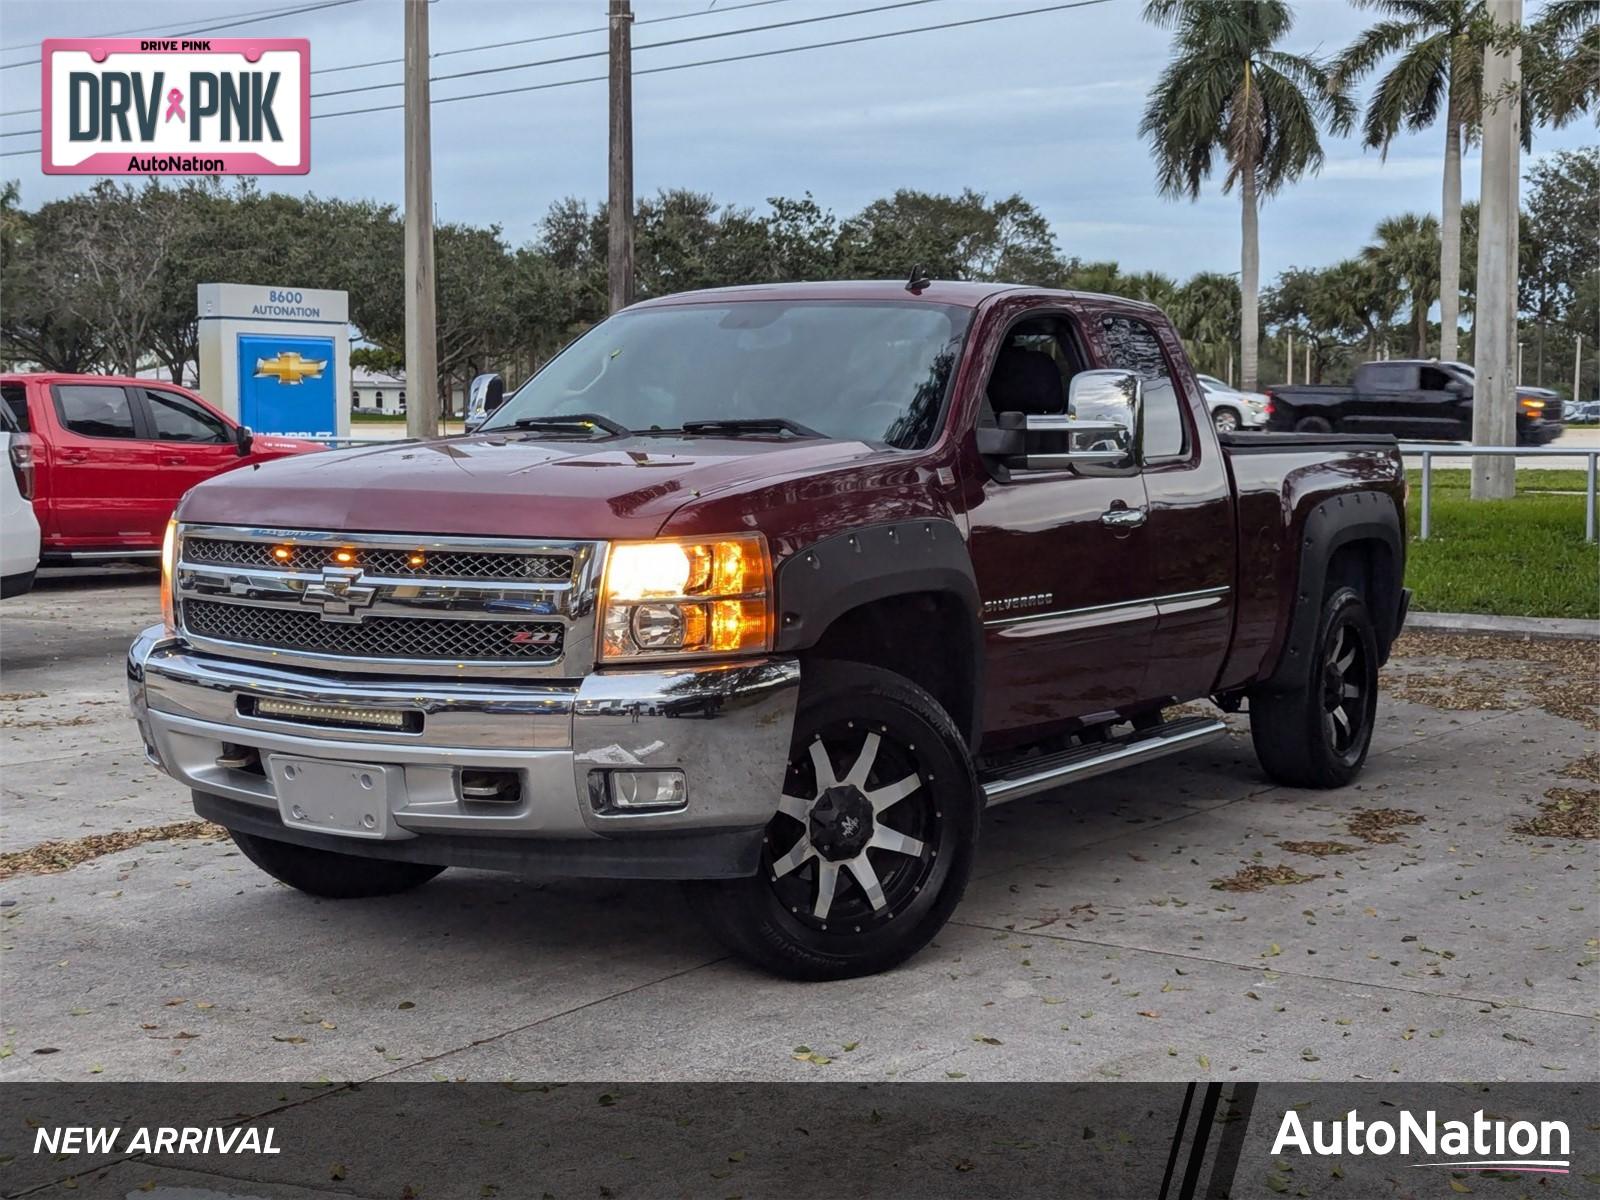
164, 88, 185, 123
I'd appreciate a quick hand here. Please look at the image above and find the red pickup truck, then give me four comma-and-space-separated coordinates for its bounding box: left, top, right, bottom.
128, 281, 1409, 980
1, 373, 318, 563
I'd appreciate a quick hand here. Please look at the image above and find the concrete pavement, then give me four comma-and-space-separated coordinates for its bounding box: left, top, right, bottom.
1, 576, 1595, 1085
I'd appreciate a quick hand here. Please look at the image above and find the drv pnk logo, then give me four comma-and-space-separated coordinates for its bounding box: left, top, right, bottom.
42, 38, 309, 175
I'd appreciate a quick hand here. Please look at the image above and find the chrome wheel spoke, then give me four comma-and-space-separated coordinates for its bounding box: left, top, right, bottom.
1342, 683, 1362, 700
771, 837, 815, 879
868, 824, 925, 858
813, 861, 840, 919
864, 771, 920, 813
846, 855, 888, 912
808, 737, 837, 789
843, 731, 881, 788
777, 793, 811, 822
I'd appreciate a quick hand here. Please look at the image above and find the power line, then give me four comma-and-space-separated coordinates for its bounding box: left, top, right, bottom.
316, 0, 1116, 119
0, 0, 368, 73
0, 0, 1114, 157
0, 0, 795, 118
310, 0, 800, 76
313, 0, 942, 100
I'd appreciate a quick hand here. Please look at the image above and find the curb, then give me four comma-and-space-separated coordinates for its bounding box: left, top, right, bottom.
1406, 611, 1598, 641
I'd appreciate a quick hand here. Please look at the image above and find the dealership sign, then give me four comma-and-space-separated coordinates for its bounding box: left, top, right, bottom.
42, 38, 309, 175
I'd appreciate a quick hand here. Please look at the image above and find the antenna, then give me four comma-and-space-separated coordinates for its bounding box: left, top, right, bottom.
905, 264, 931, 294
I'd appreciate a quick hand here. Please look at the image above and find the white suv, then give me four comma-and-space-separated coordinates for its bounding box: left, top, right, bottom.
1, 402, 39, 598
1196, 374, 1269, 433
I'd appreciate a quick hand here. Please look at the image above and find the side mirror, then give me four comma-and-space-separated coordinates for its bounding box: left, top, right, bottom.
1011, 370, 1139, 469
467, 373, 506, 432
233, 424, 254, 456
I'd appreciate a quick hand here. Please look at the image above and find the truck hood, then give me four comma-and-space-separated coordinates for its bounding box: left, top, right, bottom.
176, 433, 897, 540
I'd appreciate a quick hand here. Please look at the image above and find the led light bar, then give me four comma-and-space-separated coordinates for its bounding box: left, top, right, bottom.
253, 697, 410, 730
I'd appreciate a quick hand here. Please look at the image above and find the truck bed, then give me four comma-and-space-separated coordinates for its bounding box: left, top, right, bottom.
1214, 430, 1407, 694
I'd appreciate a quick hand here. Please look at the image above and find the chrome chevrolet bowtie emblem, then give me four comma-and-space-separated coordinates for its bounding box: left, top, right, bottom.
300, 567, 378, 620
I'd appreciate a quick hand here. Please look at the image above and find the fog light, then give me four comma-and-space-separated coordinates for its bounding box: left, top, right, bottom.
608, 769, 687, 810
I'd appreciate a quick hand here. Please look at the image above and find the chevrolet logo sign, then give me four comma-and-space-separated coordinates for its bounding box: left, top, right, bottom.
299, 567, 377, 621
255, 351, 327, 385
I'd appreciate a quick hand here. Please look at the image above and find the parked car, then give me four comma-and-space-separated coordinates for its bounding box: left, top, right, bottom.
1265, 359, 1565, 445
1195, 373, 1268, 432
1, 374, 321, 565
0, 401, 39, 597
1567, 400, 1599, 425
128, 280, 1409, 980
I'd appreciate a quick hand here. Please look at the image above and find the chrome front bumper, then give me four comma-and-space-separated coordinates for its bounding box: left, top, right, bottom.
128, 625, 800, 874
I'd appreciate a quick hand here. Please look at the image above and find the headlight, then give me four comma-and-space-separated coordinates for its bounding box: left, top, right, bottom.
160, 519, 178, 636
600, 534, 773, 661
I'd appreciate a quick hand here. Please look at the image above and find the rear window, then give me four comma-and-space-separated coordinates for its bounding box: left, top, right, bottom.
1099, 314, 1187, 459
55, 384, 137, 439
1, 383, 28, 432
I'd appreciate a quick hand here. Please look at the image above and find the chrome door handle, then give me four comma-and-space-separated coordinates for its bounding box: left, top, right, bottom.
1101, 506, 1147, 529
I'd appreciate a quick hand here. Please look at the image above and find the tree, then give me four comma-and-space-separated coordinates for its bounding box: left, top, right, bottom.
1363, 212, 1441, 356
1520, 147, 1599, 387
836, 189, 1060, 283
1333, 1, 1491, 363
1527, 0, 1599, 128
1169, 271, 1242, 379
46, 181, 186, 375
0, 182, 105, 372
1140, 0, 1353, 392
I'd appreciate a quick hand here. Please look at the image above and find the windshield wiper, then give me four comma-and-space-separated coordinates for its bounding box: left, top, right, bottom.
507, 412, 632, 438
677, 418, 824, 439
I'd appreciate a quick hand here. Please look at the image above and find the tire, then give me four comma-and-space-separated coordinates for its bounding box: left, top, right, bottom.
1294, 416, 1334, 434
229, 829, 445, 898
684, 661, 980, 981
1, 570, 35, 599
1250, 586, 1380, 789
1212, 407, 1241, 434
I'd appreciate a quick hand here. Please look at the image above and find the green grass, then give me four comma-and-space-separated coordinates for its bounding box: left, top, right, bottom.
1421, 467, 1593, 493
350, 410, 407, 424
1406, 472, 1598, 619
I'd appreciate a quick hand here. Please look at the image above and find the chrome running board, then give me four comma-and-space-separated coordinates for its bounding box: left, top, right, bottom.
980, 715, 1229, 807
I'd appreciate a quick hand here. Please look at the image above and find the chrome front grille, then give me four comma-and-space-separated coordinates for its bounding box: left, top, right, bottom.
184, 599, 565, 663
184, 537, 573, 581
173, 526, 603, 676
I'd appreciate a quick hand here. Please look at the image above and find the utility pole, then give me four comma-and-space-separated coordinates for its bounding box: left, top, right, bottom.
404, 0, 439, 438
1471, 0, 1521, 500
1577, 334, 1585, 403
1286, 331, 1294, 385
608, 0, 634, 313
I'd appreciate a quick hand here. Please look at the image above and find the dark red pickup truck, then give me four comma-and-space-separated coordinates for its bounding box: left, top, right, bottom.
128, 280, 1409, 979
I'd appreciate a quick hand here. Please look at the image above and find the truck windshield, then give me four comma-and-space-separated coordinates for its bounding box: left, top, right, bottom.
483, 300, 972, 449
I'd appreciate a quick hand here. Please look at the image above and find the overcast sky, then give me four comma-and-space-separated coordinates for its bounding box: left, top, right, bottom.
1, 0, 1589, 282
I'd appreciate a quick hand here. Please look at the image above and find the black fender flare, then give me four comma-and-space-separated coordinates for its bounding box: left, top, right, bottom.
1262, 490, 1405, 693
773, 518, 984, 747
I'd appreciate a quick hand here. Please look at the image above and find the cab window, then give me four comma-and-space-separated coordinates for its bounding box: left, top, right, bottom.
1, 383, 28, 431
1099, 315, 1187, 459
143, 389, 231, 443
54, 385, 137, 439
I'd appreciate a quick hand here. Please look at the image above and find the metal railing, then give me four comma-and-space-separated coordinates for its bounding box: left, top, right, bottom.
1400, 444, 1599, 542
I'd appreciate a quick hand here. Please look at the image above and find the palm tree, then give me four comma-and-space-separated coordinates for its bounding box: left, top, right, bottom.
1364, 212, 1442, 356
1171, 271, 1243, 379
1333, 1, 1487, 366
1317, 257, 1403, 357
1528, 0, 1599, 128
1140, 1, 1353, 392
